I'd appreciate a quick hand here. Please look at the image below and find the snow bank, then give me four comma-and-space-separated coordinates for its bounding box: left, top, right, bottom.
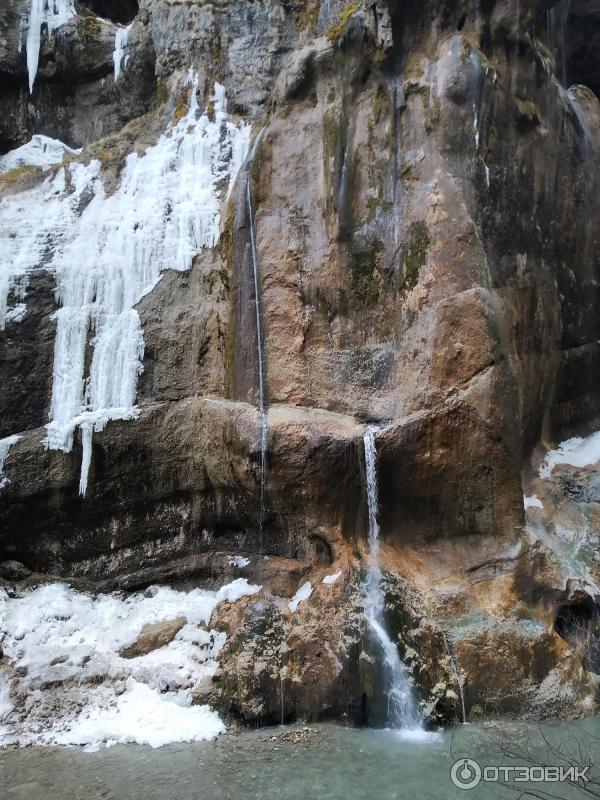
539, 431, 600, 479
0, 135, 81, 174
289, 582, 313, 613
0, 579, 259, 748
0, 75, 250, 492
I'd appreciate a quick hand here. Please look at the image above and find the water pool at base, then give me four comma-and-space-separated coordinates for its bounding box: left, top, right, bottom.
2, 719, 599, 800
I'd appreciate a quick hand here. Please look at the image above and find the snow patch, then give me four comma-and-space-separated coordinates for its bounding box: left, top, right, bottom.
52, 678, 225, 749
539, 431, 600, 479
4, 304, 27, 324
0, 579, 259, 748
0, 436, 20, 490
322, 571, 341, 585
0, 135, 81, 174
288, 581, 313, 613
229, 556, 250, 568
524, 494, 544, 510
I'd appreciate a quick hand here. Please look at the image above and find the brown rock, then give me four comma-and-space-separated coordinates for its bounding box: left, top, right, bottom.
119, 617, 187, 659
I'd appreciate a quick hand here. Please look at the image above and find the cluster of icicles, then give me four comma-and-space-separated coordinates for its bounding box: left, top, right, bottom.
23, 0, 133, 93
0, 74, 251, 493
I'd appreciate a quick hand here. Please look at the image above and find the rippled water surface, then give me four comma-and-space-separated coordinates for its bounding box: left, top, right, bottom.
2, 719, 599, 800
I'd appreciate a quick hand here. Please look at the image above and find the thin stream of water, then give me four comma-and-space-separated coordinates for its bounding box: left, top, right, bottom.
363, 427, 421, 732
246, 130, 268, 554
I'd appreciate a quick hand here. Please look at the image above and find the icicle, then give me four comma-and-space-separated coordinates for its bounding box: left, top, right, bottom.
0, 436, 20, 490
0, 77, 251, 493
25, 0, 76, 94
113, 24, 132, 81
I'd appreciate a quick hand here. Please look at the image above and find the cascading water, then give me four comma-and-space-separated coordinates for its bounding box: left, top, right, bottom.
363, 427, 421, 732
246, 130, 268, 552
443, 633, 467, 724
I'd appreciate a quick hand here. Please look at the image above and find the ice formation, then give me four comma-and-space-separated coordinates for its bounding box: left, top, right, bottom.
113, 24, 132, 81
524, 494, 544, 510
0, 77, 251, 493
0, 579, 259, 748
0, 134, 80, 174
25, 0, 77, 93
322, 571, 341, 585
0, 436, 20, 490
229, 555, 250, 568
539, 431, 600, 478
288, 581, 313, 613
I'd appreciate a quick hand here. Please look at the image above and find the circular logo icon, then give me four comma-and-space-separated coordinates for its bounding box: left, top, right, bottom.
451, 758, 482, 790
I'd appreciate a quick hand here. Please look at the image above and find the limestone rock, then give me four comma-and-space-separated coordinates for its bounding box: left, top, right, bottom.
119, 617, 187, 658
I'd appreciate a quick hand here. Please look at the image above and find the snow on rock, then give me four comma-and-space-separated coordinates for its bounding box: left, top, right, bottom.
229, 556, 250, 568
24, 0, 77, 93
113, 24, 132, 81
0, 134, 81, 174
288, 581, 313, 613
52, 679, 225, 749
0, 75, 251, 492
539, 431, 600, 479
0, 578, 259, 748
0, 671, 13, 741
524, 495, 543, 510
322, 571, 341, 585
0, 435, 20, 490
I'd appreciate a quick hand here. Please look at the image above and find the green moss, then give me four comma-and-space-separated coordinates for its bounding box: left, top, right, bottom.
403, 221, 430, 290
403, 58, 425, 84
350, 240, 382, 306
174, 99, 188, 123
0, 164, 41, 189
78, 10, 102, 40
325, 1, 361, 43
156, 77, 168, 107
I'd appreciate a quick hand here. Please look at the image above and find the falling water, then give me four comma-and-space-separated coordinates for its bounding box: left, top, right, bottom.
443, 633, 467, 724
246, 130, 268, 551
547, 0, 571, 87
363, 427, 421, 731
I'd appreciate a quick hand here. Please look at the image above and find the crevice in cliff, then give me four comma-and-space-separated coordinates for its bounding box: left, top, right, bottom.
554, 596, 595, 646
82, 0, 138, 25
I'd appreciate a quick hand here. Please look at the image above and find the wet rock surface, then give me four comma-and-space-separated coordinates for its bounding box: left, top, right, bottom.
0, 0, 599, 729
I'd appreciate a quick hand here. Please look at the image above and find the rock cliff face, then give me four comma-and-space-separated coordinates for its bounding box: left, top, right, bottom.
0, 0, 599, 728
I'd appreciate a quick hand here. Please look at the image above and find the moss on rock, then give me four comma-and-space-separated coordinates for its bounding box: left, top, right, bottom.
403, 221, 430, 291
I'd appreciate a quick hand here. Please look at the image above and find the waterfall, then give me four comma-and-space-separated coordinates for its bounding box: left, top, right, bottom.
246, 130, 268, 550
363, 427, 421, 731
547, 0, 572, 87
443, 633, 467, 724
